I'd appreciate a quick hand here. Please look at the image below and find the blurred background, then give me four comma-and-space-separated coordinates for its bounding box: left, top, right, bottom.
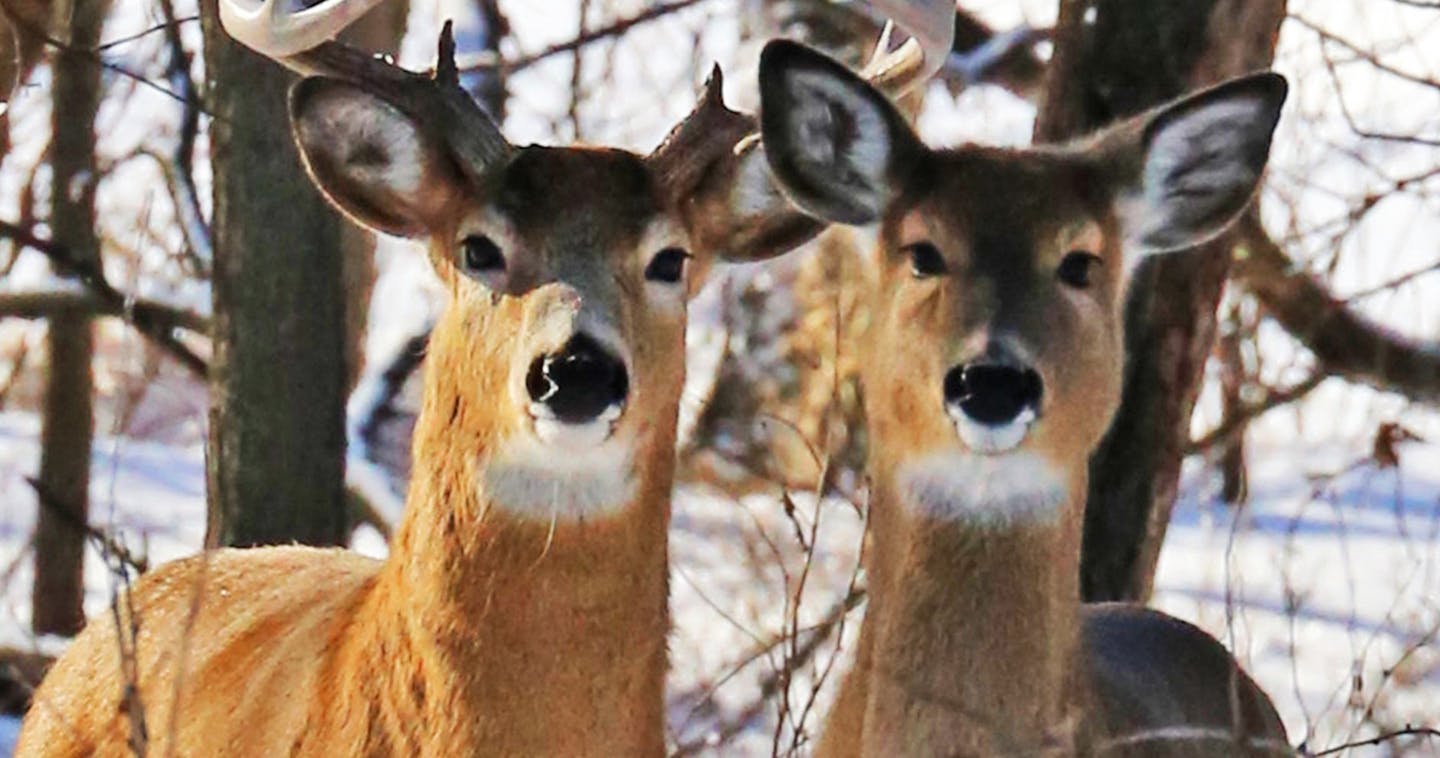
0, 0, 1436, 754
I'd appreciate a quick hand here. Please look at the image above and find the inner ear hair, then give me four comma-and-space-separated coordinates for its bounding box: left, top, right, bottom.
758, 40, 922, 225
1117, 72, 1287, 254
289, 77, 466, 239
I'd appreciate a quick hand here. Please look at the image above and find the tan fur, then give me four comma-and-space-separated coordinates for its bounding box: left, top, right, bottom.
17, 144, 762, 756
817, 147, 1285, 757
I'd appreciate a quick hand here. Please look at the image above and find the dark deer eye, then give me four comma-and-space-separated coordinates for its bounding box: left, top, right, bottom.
905, 241, 947, 278
459, 234, 504, 275
645, 247, 690, 284
1057, 251, 1101, 288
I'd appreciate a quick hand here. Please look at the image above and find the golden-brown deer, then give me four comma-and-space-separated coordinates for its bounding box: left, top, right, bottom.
14, 0, 845, 753
757, 40, 1291, 757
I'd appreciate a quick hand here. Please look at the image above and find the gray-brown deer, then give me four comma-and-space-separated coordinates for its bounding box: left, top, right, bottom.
14, 1, 962, 755
756, 40, 1291, 757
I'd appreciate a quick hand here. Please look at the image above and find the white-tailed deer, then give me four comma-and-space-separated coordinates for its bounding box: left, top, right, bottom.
13, 0, 850, 753
757, 40, 1291, 756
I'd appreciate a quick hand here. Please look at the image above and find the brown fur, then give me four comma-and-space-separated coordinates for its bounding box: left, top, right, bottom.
17, 142, 780, 756
816, 146, 1287, 757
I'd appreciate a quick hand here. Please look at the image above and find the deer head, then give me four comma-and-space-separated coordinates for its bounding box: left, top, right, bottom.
757, 40, 1286, 524
216, 0, 838, 525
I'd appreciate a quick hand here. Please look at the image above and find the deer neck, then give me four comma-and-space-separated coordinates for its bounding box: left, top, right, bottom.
347, 374, 676, 755
854, 460, 1088, 756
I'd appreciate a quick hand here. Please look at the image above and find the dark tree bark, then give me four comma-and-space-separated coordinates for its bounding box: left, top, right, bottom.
31, 0, 110, 637
201, 0, 349, 548
1034, 0, 1286, 603
1216, 305, 1249, 504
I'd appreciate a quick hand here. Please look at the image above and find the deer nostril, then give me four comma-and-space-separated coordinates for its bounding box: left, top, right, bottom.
943, 363, 1043, 426
526, 334, 629, 425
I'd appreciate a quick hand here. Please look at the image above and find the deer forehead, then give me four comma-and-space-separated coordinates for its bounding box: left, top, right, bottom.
486, 146, 674, 256
894, 149, 1115, 269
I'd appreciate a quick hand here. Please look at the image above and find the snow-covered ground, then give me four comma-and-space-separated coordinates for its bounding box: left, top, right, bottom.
2, 412, 1436, 755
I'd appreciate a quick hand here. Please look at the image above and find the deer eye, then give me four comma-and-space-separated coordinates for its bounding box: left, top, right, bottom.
1057, 251, 1102, 289
645, 247, 690, 284
904, 241, 947, 278
459, 234, 504, 276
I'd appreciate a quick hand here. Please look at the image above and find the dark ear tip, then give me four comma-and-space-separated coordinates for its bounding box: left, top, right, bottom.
1216, 71, 1289, 115
759, 39, 805, 70
1240, 71, 1289, 109
759, 38, 846, 79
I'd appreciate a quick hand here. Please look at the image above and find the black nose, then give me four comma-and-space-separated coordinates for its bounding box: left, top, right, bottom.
526, 334, 629, 424
943, 362, 1043, 425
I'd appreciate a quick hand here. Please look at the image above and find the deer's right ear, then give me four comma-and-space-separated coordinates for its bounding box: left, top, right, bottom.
758, 39, 924, 225
289, 78, 467, 239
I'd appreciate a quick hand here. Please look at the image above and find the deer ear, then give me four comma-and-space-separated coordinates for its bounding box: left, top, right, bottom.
758, 39, 925, 225
1116, 72, 1287, 254
289, 78, 466, 239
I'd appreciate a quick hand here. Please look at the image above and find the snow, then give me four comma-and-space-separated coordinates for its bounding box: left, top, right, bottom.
0, 717, 17, 755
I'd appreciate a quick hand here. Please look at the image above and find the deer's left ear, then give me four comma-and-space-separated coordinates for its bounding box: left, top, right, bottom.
758, 39, 926, 225
1111, 72, 1287, 254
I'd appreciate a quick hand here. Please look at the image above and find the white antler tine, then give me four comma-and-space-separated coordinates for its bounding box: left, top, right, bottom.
864, 0, 957, 95
220, 0, 389, 59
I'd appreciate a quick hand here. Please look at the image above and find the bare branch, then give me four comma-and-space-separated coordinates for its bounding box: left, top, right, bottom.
1232, 216, 1440, 405
1309, 726, 1440, 756
462, 0, 712, 75
25, 477, 148, 575
95, 15, 200, 52
1187, 373, 1326, 454
0, 221, 209, 376
0, 0, 195, 107
0, 290, 208, 333
1290, 14, 1440, 92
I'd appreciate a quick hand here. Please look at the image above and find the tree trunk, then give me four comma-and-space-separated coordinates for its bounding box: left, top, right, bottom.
30, 0, 109, 637
201, 0, 348, 548
1034, 0, 1286, 602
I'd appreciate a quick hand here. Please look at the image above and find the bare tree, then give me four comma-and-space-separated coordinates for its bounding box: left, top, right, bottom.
30, 0, 113, 636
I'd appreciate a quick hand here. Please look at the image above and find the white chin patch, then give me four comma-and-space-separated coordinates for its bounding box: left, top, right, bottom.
948, 405, 1036, 454
529, 402, 622, 450
480, 404, 635, 522
896, 450, 1067, 526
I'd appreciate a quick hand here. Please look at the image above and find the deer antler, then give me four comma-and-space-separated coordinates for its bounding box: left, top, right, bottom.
219, 0, 387, 58
864, 0, 957, 96
218, 0, 511, 175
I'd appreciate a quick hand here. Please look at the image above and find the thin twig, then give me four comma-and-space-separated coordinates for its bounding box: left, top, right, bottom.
0, 221, 209, 377
0, 0, 194, 107
461, 0, 711, 75
25, 477, 148, 574
1187, 373, 1326, 455
94, 15, 199, 52
1309, 726, 1440, 756
0, 290, 208, 332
